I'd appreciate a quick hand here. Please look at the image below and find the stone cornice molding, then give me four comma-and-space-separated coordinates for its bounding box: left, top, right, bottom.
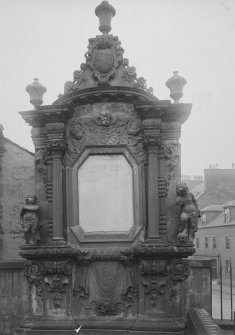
53, 86, 158, 106
19, 105, 73, 127
19, 244, 195, 262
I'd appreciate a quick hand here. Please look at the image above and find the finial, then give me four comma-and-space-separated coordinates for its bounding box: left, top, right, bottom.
26, 78, 47, 109
166, 71, 187, 103
95, 1, 116, 34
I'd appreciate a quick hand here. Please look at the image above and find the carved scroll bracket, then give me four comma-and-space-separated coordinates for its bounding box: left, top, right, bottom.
24, 259, 73, 297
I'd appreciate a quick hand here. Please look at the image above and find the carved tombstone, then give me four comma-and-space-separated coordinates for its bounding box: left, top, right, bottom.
17, 2, 195, 334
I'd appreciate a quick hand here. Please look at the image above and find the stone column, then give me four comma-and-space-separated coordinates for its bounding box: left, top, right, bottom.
143, 119, 162, 243
46, 122, 66, 243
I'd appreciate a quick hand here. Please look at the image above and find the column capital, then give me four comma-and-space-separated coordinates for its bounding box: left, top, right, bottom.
161, 121, 182, 142
31, 127, 48, 149
142, 118, 161, 147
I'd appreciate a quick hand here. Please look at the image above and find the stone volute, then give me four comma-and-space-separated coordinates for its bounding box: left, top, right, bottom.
17, 2, 197, 334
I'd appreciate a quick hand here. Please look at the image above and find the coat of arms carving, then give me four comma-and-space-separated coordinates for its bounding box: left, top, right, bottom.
85, 35, 123, 85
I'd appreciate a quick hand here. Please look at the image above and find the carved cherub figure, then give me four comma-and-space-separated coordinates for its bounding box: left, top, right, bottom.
175, 182, 201, 242
97, 110, 112, 127
20, 195, 41, 244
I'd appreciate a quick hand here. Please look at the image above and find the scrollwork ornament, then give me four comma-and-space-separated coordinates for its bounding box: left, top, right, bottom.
138, 260, 170, 276
24, 261, 45, 296
170, 259, 190, 284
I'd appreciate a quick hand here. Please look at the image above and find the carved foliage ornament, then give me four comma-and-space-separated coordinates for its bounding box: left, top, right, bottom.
164, 142, 180, 192
138, 259, 190, 309
64, 103, 146, 166
138, 260, 170, 309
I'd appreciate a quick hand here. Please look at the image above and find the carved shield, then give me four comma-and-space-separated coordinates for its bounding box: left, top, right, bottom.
94, 49, 114, 73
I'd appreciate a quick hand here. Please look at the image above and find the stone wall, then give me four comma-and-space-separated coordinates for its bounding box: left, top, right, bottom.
0, 261, 30, 335
0, 138, 34, 260
0, 258, 212, 334
183, 259, 212, 315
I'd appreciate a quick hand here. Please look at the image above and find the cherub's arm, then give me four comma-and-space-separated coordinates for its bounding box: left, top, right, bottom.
175, 195, 182, 206
191, 193, 201, 216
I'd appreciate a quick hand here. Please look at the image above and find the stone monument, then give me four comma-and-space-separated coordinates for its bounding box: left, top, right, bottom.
17, 2, 199, 334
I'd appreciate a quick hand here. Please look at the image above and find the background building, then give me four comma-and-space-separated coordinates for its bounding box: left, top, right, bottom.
184, 168, 235, 284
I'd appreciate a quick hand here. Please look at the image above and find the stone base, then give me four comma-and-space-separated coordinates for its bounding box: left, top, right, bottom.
15, 317, 185, 335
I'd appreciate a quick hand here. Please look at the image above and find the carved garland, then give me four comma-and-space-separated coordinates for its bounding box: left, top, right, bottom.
164, 142, 180, 193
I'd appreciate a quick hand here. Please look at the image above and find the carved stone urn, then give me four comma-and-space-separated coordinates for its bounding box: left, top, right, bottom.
17, 2, 194, 334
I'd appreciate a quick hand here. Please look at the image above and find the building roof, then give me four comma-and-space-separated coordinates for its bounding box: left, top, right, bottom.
2, 137, 34, 156
223, 200, 235, 207
199, 211, 235, 228
201, 205, 223, 212
192, 182, 205, 199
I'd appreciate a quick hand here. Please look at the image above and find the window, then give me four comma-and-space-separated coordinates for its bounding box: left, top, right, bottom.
205, 237, 209, 249
225, 236, 231, 249
212, 237, 217, 249
196, 237, 200, 248
224, 208, 230, 223
225, 260, 231, 274
201, 213, 206, 225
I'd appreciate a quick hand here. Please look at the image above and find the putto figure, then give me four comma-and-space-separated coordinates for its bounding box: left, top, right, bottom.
20, 195, 41, 244
175, 182, 201, 242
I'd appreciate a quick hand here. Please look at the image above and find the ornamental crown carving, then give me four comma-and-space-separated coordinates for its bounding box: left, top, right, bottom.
62, 2, 153, 96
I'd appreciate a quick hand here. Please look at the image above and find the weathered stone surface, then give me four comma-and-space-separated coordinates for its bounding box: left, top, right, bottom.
0, 139, 34, 260
0, 261, 30, 334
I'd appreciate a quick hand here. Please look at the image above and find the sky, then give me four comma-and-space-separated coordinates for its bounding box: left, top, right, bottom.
0, 0, 235, 177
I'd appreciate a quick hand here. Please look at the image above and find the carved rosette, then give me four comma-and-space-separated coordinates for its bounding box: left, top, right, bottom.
64, 103, 146, 166
170, 259, 190, 284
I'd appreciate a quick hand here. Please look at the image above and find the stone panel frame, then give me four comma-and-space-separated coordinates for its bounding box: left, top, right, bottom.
64, 146, 146, 244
